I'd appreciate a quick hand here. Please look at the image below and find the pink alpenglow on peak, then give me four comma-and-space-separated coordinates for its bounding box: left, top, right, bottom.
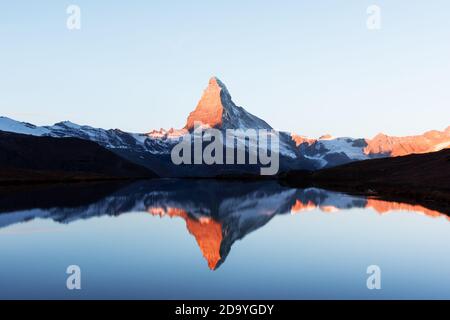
290, 134, 317, 147
185, 77, 225, 130
290, 126, 450, 169
364, 127, 450, 156
147, 128, 188, 139
290, 133, 336, 147
319, 134, 334, 140
184, 77, 272, 131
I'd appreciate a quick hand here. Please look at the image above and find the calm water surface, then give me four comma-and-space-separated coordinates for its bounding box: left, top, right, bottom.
0, 179, 449, 299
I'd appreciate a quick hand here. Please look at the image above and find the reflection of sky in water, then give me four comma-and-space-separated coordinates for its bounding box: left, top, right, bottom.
0, 180, 449, 299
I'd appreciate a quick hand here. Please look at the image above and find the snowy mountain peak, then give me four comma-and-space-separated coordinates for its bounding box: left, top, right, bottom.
0, 116, 51, 136
185, 77, 272, 131
53, 121, 83, 129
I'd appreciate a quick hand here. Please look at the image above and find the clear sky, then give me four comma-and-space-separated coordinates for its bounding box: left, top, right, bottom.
1, 1, 449, 138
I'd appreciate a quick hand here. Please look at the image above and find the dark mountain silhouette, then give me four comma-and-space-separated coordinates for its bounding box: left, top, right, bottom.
283, 149, 450, 213
0, 131, 157, 183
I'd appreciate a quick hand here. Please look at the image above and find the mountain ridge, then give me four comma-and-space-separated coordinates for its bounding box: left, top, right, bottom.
0, 77, 449, 175
0, 130, 157, 183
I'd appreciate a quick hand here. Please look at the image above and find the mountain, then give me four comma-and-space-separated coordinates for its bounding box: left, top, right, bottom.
0, 131, 157, 183
0, 115, 175, 175
181, 77, 316, 175
365, 128, 450, 156
0, 77, 316, 177
0, 77, 449, 176
292, 134, 373, 168
292, 127, 450, 168
283, 149, 450, 213
185, 77, 273, 130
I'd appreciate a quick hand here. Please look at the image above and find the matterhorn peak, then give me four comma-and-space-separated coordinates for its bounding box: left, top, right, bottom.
184, 77, 272, 131
209, 76, 226, 89
184, 77, 230, 130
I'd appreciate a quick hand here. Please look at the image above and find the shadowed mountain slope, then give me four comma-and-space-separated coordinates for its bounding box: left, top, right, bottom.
0, 131, 157, 183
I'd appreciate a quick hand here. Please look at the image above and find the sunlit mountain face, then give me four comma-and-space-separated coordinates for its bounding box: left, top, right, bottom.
1, 180, 448, 271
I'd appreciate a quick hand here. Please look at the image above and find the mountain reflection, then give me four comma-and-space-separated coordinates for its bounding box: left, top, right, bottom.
0, 180, 448, 270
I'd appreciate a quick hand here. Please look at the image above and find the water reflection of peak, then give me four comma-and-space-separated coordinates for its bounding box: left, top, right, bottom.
0, 180, 447, 270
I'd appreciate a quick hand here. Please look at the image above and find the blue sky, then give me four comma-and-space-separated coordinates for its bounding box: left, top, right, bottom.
1, 1, 449, 137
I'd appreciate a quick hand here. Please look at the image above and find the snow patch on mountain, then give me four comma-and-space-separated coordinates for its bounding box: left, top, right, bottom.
294, 134, 371, 168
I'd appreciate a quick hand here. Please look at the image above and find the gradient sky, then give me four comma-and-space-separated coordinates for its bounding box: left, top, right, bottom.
1, 1, 449, 138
